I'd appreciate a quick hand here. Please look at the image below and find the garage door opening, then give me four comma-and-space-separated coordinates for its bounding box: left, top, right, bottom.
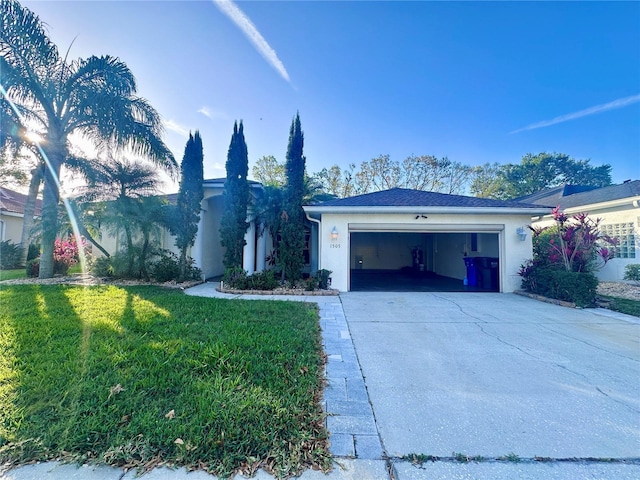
350, 231, 500, 292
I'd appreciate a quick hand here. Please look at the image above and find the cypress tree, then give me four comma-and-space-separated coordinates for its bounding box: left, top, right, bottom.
280, 112, 306, 281
174, 131, 204, 280
220, 121, 250, 270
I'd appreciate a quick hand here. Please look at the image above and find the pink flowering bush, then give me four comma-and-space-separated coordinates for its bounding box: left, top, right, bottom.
53, 237, 78, 274
25, 236, 88, 277
518, 207, 618, 306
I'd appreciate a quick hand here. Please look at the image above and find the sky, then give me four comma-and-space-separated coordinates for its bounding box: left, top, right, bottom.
20, 0, 640, 193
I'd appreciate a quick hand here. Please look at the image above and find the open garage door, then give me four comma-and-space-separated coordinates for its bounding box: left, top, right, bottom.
349, 228, 501, 292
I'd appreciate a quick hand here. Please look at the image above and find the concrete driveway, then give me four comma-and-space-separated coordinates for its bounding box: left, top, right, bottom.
339, 292, 640, 461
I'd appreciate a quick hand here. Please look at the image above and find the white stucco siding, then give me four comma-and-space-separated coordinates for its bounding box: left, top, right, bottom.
317, 212, 534, 292
532, 202, 640, 282
199, 195, 225, 279
0, 212, 24, 244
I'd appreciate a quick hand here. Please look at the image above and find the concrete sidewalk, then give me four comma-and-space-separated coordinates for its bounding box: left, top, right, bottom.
2, 284, 639, 479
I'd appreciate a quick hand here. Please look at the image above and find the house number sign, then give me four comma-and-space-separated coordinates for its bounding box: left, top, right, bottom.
330, 243, 341, 248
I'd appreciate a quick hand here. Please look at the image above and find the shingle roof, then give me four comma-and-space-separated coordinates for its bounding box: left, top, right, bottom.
516, 181, 640, 209
311, 187, 544, 209
0, 187, 42, 216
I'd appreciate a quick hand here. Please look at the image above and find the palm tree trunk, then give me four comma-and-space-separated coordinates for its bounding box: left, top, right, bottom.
125, 227, 134, 277
38, 160, 61, 278
76, 221, 110, 258
19, 164, 44, 266
139, 234, 150, 280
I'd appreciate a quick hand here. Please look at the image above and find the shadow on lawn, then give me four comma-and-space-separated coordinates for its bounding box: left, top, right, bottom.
0, 285, 331, 478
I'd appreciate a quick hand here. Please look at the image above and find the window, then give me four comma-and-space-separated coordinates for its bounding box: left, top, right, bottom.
601, 222, 636, 259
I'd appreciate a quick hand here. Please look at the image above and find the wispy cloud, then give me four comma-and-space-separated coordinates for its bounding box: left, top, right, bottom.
198, 106, 228, 121
163, 119, 190, 137
212, 0, 291, 84
511, 94, 640, 134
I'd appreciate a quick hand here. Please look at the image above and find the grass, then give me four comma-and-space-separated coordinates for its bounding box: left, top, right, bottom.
0, 264, 82, 282
0, 285, 330, 478
0, 269, 26, 281
599, 295, 640, 317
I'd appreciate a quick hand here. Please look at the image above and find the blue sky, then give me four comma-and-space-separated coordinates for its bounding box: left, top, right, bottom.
23, 0, 640, 191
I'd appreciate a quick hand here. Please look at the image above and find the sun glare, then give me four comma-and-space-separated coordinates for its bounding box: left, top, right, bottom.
24, 130, 44, 144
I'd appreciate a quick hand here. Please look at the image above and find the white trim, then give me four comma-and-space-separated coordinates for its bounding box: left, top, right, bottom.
539, 196, 640, 218
0, 211, 25, 218
348, 223, 505, 232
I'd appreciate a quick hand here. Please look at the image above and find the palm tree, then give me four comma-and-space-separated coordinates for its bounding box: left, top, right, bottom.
1, 0, 176, 277
84, 157, 163, 277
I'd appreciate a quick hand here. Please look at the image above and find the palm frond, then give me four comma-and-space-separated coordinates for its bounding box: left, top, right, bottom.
0, 0, 61, 109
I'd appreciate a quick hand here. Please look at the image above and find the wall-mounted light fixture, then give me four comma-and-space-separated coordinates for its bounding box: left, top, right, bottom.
516, 227, 527, 242
330, 226, 339, 241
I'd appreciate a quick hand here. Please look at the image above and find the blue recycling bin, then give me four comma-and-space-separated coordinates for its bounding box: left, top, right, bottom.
463, 257, 478, 287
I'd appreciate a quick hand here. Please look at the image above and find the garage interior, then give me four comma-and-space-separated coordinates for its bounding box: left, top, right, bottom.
350, 231, 500, 292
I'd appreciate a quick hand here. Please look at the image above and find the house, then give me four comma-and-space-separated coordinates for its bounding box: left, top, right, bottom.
0, 187, 42, 244
302, 188, 549, 292
191, 178, 270, 279
96, 178, 271, 280
517, 180, 640, 282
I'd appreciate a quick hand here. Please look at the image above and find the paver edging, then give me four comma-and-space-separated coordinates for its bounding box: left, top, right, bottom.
514, 290, 578, 308
216, 286, 340, 296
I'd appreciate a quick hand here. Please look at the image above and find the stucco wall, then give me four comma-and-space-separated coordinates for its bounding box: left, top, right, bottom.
0, 213, 23, 244
317, 212, 534, 292
199, 195, 225, 279
532, 204, 639, 282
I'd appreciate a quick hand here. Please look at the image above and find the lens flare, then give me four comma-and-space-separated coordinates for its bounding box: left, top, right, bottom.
1, 83, 90, 278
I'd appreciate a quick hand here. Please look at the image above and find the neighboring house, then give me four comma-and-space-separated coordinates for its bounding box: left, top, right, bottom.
303, 188, 549, 292
0, 187, 42, 244
518, 180, 640, 282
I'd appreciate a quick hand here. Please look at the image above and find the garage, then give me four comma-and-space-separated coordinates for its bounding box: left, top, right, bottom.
349, 231, 500, 292
303, 187, 549, 293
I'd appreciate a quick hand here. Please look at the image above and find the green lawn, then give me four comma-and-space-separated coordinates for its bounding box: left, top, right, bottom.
0, 269, 26, 281
600, 295, 640, 317
0, 285, 330, 478
0, 265, 83, 282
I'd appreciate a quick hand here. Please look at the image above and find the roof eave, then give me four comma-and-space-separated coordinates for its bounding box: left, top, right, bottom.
303, 205, 551, 215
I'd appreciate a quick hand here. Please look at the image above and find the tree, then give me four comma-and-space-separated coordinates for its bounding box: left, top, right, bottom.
1, 0, 176, 278
477, 153, 613, 199
85, 157, 162, 277
279, 113, 306, 281
173, 131, 204, 280
252, 155, 285, 187
220, 121, 250, 270
312, 164, 357, 198
469, 162, 504, 198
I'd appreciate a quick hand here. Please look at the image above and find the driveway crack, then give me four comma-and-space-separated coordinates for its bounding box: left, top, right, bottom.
431, 294, 494, 323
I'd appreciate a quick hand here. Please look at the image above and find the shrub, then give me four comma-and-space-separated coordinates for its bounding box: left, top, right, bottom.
623, 264, 640, 285
223, 267, 248, 289
531, 207, 617, 273
109, 251, 133, 278
0, 240, 24, 269
247, 270, 279, 290
91, 256, 114, 277
26, 243, 40, 262
520, 265, 597, 307
315, 269, 333, 289
304, 276, 319, 291
223, 269, 280, 290
26, 258, 40, 278
53, 237, 87, 275
150, 251, 181, 282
